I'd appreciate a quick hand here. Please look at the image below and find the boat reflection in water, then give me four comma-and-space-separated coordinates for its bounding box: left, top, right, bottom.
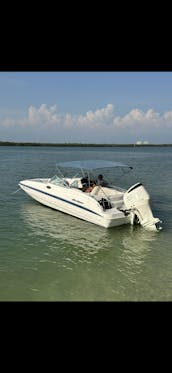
21, 201, 157, 264
20, 202, 113, 261
20, 202, 158, 300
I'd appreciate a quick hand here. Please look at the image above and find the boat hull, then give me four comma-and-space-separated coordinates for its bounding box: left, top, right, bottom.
19, 179, 130, 228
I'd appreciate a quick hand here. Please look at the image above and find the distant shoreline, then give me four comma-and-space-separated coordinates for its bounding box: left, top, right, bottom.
0, 141, 172, 147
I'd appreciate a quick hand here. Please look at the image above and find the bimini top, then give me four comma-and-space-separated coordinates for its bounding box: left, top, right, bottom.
57, 160, 132, 170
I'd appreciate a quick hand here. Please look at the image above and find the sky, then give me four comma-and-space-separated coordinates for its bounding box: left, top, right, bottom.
0, 71, 172, 143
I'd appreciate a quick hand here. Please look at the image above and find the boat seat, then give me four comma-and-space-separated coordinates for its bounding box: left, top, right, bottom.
90, 185, 101, 196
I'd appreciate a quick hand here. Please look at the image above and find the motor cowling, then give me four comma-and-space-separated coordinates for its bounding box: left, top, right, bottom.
123, 183, 162, 231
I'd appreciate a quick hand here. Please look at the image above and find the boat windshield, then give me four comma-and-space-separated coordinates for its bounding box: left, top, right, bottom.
50, 175, 68, 187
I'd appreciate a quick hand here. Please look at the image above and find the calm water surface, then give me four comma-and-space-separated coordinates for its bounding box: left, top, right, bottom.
0, 146, 172, 301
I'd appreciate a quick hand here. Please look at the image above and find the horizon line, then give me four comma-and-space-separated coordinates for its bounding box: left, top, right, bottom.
0, 141, 172, 147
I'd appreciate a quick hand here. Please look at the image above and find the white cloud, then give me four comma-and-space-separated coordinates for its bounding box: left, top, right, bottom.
113, 108, 172, 130
1, 103, 172, 142
113, 108, 159, 128
1, 103, 114, 129
163, 110, 172, 126
78, 103, 114, 127
27, 104, 60, 126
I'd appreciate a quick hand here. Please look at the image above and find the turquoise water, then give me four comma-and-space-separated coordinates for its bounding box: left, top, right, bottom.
0, 146, 172, 301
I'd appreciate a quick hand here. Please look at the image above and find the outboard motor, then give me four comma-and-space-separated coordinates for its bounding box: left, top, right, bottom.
123, 183, 162, 231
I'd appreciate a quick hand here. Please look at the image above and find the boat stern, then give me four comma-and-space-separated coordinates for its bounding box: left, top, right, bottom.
123, 183, 162, 231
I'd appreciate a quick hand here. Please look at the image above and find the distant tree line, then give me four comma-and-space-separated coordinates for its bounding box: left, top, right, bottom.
0, 141, 172, 147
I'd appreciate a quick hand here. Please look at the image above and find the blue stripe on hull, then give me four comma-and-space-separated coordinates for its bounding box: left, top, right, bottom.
20, 183, 102, 217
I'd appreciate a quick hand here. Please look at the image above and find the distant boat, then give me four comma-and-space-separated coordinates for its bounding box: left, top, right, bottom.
19, 160, 162, 231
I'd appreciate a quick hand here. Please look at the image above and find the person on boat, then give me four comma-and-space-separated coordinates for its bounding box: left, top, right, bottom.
85, 183, 96, 193
97, 174, 108, 187
81, 175, 96, 192
81, 176, 89, 191
85, 175, 107, 192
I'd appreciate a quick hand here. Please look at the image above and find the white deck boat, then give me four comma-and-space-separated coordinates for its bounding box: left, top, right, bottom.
19, 160, 162, 231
